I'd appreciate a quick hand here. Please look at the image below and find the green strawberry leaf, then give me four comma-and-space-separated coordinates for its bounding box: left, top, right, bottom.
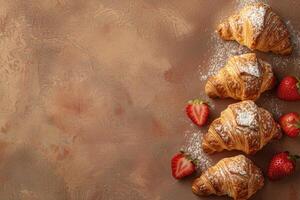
296, 120, 300, 129
293, 155, 300, 160
297, 77, 300, 92
191, 158, 200, 166
188, 98, 209, 106
289, 154, 300, 163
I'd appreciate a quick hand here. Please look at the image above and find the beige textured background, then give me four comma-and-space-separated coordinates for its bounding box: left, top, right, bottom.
0, 0, 299, 199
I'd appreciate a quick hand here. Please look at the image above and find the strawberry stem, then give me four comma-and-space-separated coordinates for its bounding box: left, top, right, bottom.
178, 150, 199, 166
179, 150, 194, 162
186, 154, 193, 161
191, 158, 200, 166
294, 155, 300, 159
297, 77, 300, 90
288, 154, 300, 162
193, 99, 203, 104
188, 98, 209, 105
295, 120, 300, 129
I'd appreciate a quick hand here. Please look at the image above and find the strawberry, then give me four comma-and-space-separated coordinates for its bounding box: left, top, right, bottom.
186, 99, 210, 127
267, 151, 300, 181
171, 152, 196, 179
279, 112, 300, 138
277, 76, 300, 101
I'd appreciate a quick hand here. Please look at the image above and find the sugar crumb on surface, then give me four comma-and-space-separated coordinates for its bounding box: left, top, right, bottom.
258, 93, 283, 118
235, 0, 269, 9
181, 130, 212, 171
199, 34, 249, 81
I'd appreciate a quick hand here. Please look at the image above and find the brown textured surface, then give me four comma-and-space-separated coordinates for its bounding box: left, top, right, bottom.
0, 0, 299, 199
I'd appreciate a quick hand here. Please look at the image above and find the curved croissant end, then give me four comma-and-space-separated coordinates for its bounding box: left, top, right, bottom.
205, 76, 227, 99
192, 177, 213, 197
217, 20, 234, 40
192, 155, 264, 200
217, 3, 292, 55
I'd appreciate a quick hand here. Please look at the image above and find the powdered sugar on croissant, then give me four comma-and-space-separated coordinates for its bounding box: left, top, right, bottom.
202, 100, 281, 154
205, 53, 275, 101
192, 155, 264, 200
218, 3, 292, 55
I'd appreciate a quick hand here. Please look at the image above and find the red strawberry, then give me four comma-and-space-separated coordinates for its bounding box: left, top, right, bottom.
277, 76, 300, 101
171, 152, 196, 179
279, 112, 300, 137
186, 99, 210, 127
267, 151, 300, 181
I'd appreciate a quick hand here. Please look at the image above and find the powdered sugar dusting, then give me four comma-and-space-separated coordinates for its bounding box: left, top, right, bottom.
227, 156, 248, 176
235, 0, 269, 9
239, 61, 261, 77
193, 0, 298, 170
236, 111, 256, 127
234, 2, 300, 73
243, 5, 266, 37
258, 93, 283, 118
235, 101, 258, 129
215, 122, 230, 143
199, 0, 273, 82
199, 34, 249, 81
182, 131, 212, 171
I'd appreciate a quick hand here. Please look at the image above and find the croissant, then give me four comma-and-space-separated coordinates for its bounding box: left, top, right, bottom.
205, 53, 275, 101
202, 100, 281, 154
217, 3, 292, 55
192, 155, 264, 200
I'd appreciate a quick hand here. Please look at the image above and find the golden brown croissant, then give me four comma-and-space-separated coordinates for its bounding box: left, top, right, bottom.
202, 100, 281, 154
205, 53, 275, 101
217, 3, 292, 55
192, 155, 264, 200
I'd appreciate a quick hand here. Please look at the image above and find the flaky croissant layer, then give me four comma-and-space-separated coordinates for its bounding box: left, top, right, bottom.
218, 3, 292, 55
205, 53, 275, 101
192, 155, 264, 200
202, 100, 281, 154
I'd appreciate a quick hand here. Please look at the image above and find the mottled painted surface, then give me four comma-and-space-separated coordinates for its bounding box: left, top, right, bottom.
0, 0, 298, 199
